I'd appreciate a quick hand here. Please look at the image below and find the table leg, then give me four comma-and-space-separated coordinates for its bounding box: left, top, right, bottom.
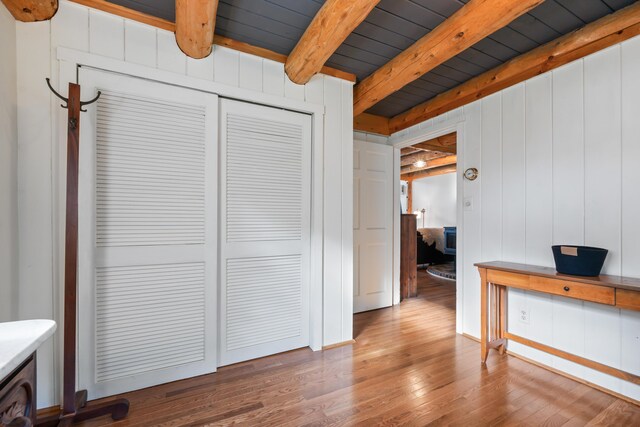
498, 285, 507, 355
479, 268, 489, 364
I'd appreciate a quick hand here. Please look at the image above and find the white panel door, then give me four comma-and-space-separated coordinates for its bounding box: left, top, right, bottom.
78, 69, 218, 399
353, 140, 394, 313
219, 99, 311, 366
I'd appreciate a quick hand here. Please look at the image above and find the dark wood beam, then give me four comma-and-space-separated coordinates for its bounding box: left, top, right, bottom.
175, 0, 218, 59
352, 0, 544, 115
285, 0, 380, 84
389, 2, 640, 133
1, 0, 57, 21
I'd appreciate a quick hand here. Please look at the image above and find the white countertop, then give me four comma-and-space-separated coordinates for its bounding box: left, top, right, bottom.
0, 319, 57, 379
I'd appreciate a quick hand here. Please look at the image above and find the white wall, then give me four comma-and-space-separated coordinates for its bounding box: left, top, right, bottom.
15, 0, 353, 407
0, 6, 18, 323
412, 173, 456, 228
394, 35, 640, 401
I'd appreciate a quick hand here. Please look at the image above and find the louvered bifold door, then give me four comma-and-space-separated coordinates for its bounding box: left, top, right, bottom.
219, 99, 311, 366
77, 69, 217, 399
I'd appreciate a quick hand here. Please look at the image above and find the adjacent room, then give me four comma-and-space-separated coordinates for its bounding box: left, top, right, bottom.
1, 0, 639, 425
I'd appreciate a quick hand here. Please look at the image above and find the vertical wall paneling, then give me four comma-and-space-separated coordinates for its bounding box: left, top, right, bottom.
263, 60, 285, 98
212, 46, 239, 87
304, 74, 324, 105
584, 46, 622, 275
157, 31, 186, 75
480, 93, 502, 262
341, 80, 354, 339
323, 77, 343, 344
523, 74, 554, 364
238, 54, 263, 92
89, 9, 124, 60
501, 84, 526, 263
550, 60, 587, 378
16, 19, 55, 408
583, 46, 623, 392
124, 21, 157, 67
620, 34, 640, 402
461, 101, 482, 338
186, 55, 215, 81
285, 76, 305, 101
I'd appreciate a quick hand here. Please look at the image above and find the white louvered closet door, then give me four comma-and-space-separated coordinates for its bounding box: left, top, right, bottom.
77, 69, 217, 399
219, 99, 311, 366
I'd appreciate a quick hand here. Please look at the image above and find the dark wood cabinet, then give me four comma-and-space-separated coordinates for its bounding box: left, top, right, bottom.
400, 214, 417, 300
0, 354, 36, 427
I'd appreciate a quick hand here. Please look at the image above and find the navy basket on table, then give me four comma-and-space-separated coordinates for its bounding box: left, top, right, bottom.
552, 245, 608, 277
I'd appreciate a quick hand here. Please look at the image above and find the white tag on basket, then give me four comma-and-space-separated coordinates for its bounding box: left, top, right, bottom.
560, 246, 578, 256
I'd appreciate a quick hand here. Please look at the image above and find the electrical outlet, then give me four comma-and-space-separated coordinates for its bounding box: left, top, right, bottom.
519, 308, 530, 324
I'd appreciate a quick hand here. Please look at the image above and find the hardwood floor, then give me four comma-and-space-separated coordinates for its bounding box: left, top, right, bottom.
74, 271, 640, 426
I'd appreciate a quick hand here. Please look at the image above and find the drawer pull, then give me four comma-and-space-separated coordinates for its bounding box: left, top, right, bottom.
563, 286, 570, 292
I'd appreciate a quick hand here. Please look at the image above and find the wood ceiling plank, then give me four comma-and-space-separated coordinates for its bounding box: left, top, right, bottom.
175, 0, 218, 59
1, 0, 57, 21
352, 0, 544, 115
402, 164, 457, 181
389, 2, 640, 133
285, 0, 380, 84
400, 151, 449, 167
401, 154, 457, 174
410, 132, 457, 154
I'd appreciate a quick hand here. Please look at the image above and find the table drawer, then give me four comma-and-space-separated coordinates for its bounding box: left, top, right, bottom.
487, 270, 529, 289
616, 289, 640, 311
529, 276, 615, 305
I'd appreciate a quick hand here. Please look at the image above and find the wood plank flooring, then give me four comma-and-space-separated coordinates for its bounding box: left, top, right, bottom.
75, 271, 640, 426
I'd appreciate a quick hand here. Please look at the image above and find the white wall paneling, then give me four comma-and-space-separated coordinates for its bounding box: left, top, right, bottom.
391, 34, 640, 401
14, 0, 354, 407
0, 5, 18, 323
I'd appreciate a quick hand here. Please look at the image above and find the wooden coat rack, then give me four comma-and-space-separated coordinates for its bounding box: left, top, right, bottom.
37, 79, 130, 426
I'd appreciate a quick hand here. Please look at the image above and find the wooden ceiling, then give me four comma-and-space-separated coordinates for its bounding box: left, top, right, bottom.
4, 0, 640, 135
400, 132, 457, 181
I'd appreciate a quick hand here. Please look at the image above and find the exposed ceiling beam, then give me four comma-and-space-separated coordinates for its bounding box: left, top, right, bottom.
68, 0, 356, 82
411, 132, 457, 154
353, 112, 390, 135
400, 146, 422, 156
389, 2, 640, 133
402, 164, 457, 181
175, 0, 218, 59
285, 0, 380, 84
401, 154, 457, 175
352, 0, 544, 116
401, 151, 450, 168
1, 0, 58, 21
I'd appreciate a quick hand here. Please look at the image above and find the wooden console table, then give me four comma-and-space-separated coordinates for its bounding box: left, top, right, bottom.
475, 261, 640, 385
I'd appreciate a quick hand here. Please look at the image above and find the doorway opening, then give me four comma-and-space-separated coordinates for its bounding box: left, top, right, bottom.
399, 130, 458, 317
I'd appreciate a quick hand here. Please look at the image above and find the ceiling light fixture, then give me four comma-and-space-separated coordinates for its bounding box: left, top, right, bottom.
414, 160, 426, 168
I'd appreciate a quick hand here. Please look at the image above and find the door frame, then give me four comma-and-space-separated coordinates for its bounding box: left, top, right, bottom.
53, 49, 327, 392
389, 118, 466, 334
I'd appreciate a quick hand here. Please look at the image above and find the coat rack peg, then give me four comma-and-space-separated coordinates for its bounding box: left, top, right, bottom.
45, 78, 102, 111
46, 77, 69, 109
